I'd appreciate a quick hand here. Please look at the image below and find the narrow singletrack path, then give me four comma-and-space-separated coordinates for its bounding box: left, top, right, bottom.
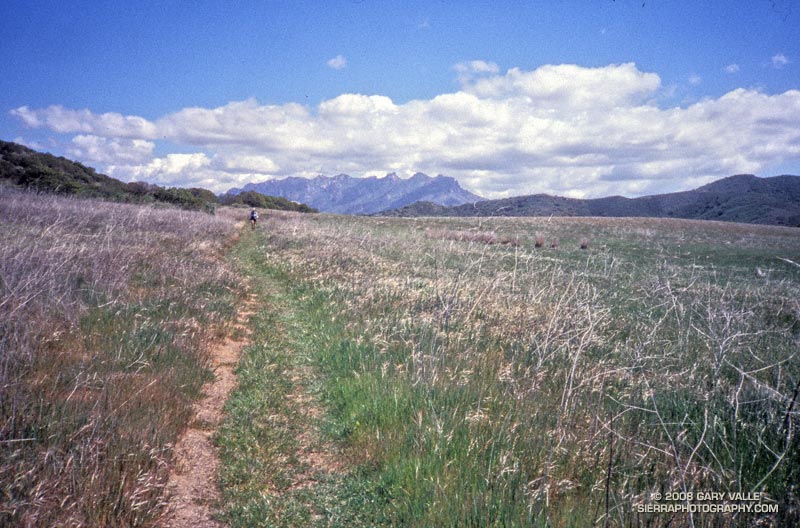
166, 223, 358, 526
163, 294, 256, 527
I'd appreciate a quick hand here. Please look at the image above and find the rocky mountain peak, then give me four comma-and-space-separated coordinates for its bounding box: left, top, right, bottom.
227, 172, 483, 214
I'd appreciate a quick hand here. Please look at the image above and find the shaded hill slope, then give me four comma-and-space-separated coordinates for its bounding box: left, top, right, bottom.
0, 140, 314, 213
379, 174, 800, 227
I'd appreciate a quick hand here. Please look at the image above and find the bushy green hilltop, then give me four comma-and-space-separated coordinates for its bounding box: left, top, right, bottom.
0, 140, 316, 213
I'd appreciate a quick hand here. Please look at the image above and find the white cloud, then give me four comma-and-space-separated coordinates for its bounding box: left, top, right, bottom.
688, 74, 702, 86
772, 53, 789, 68
157, 98, 315, 150
454, 60, 500, 76
453, 60, 500, 84
724, 63, 740, 73
12, 63, 800, 197
69, 135, 155, 164
218, 154, 280, 174
11, 105, 158, 138
110, 153, 212, 187
464, 63, 661, 109
319, 93, 397, 118
326, 55, 347, 70
144, 153, 210, 175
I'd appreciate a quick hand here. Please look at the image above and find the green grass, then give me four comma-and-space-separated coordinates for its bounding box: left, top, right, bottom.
219, 212, 800, 527
3, 191, 796, 526
217, 232, 392, 527
0, 189, 238, 526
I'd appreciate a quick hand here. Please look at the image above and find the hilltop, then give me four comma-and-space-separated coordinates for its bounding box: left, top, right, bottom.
378, 174, 800, 227
0, 140, 315, 213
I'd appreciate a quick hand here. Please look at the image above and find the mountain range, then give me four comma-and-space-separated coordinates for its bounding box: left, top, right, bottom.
226, 173, 483, 214
3, 138, 798, 227
377, 174, 800, 227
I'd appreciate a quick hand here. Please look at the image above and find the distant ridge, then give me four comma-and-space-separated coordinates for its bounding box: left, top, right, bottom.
226, 172, 484, 214
377, 174, 800, 227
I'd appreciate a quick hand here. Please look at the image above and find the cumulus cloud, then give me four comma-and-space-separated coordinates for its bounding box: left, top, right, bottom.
772, 53, 789, 68
463, 63, 661, 109
141, 153, 210, 176
11, 63, 800, 197
158, 99, 315, 150
110, 153, 213, 187
11, 105, 158, 138
69, 135, 155, 164
327, 54, 347, 70
218, 154, 280, 174
724, 63, 740, 73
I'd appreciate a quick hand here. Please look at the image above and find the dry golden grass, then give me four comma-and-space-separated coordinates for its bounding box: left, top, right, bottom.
244, 211, 800, 526
0, 187, 238, 527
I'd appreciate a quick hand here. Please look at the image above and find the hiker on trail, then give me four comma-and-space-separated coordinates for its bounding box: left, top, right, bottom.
249, 208, 259, 229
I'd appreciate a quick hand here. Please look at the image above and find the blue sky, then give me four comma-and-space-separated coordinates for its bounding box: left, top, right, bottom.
2, 0, 798, 198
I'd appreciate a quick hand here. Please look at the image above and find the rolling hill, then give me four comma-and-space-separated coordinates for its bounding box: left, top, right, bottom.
378, 174, 800, 227
0, 140, 315, 213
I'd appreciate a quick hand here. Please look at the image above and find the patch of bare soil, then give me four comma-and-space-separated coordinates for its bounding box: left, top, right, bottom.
162, 300, 255, 527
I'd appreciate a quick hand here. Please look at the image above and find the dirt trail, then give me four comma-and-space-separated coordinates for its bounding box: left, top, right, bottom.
163, 227, 347, 525
163, 297, 256, 527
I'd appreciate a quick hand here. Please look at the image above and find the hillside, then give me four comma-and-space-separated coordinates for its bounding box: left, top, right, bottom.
217, 190, 317, 212
226, 172, 484, 214
379, 174, 800, 227
0, 140, 314, 213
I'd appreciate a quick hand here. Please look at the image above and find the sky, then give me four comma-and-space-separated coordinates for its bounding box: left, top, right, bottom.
1, 0, 799, 199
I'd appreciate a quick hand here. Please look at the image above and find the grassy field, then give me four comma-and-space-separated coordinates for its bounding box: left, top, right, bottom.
2, 187, 799, 527
0, 188, 240, 526
221, 211, 800, 527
